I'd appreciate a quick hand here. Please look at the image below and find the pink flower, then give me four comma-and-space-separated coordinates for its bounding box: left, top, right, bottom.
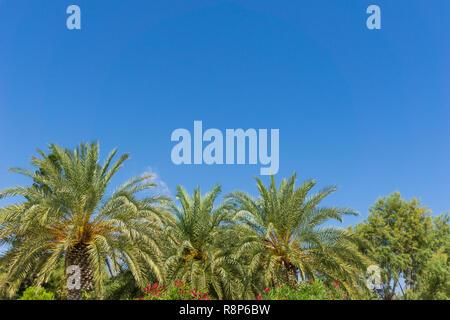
257, 295, 262, 300
264, 288, 270, 293
333, 282, 339, 286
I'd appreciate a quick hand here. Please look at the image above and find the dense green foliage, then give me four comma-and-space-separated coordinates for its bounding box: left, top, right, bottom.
19, 286, 54, 300
258, 280, 348, 300
0, 142, 170, 299
164, 185, 242, 299
353, 192, 449, 300
0, 142, 448, 300
407, 248, 449, 300
139, 280, 213, 300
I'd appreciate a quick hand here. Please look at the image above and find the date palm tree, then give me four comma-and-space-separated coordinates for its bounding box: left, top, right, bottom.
164, 185, 244, 299
227, 173, 370, 298
0, 142, 170, 299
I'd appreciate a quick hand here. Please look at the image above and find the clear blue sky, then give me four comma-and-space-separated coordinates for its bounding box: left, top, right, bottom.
0, 0, 449, 234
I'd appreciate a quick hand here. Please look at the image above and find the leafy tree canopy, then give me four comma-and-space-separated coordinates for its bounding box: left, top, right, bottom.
353, 192, 449, 299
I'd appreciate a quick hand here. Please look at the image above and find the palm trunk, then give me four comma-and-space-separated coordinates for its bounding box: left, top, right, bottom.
66, 243, 94, 300
286, 263, 298, 287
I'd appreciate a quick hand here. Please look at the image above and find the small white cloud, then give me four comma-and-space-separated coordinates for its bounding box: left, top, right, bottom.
141, 166, 171, 196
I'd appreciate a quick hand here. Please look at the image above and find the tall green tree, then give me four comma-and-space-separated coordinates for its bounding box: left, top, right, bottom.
227, 174, 369, 299
407, 247, 449, 300
353, 192, 444, 300
165, 185, 243, 299
0, 142, 170, 299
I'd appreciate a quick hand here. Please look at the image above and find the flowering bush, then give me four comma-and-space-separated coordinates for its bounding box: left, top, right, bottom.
257, 280, 349, 300
138, 280, 213, 300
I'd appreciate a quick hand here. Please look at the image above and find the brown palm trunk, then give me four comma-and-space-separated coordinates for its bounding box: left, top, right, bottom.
286, 264, 298, 287
66, 243, 94, 300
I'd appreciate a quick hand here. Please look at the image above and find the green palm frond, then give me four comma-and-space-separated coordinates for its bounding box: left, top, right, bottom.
226, 173, 371, 299
0, 142, 169, 298
165, 185, 243, 299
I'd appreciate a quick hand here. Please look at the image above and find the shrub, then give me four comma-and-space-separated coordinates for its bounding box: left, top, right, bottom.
19, 286, 55, 300
138, 280, 213, 300
257, 280, 349, 300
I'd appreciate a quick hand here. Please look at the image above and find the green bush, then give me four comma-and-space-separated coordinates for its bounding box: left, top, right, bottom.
407, 249, 450, 300
138, 281, 213, 300
19, 286, 55, 300
258, 280, 349, 300
104, 270, 147, 300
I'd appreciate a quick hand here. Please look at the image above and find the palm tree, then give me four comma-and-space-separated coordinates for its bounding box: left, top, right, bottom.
227, 173, 370, 298
164, 185, 244, 299
0, 142, 170, 299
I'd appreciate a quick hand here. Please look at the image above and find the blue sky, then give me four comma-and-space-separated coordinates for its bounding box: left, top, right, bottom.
0, 0, 449, 234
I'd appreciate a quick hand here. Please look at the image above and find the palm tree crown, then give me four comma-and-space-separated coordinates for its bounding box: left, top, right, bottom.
227, 173, 370, 298
165, 185, 243, 299
0, 142, 169, 299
